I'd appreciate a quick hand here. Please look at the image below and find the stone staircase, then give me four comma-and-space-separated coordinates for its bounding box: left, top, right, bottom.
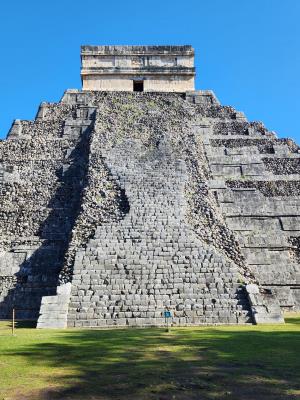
37, 283, 71, 328
67, 135, 251, 327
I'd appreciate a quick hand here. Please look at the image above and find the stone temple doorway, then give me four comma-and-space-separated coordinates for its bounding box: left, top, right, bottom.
133, 80, 144, 92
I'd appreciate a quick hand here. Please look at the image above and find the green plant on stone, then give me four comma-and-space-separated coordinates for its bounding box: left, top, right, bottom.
237, 277, 246, 285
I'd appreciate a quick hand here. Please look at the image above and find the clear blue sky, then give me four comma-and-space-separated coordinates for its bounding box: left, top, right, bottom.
1, 0, 300, 141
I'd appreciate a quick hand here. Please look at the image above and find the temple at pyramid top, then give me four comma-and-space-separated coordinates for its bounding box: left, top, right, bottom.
80, 45, 195, 92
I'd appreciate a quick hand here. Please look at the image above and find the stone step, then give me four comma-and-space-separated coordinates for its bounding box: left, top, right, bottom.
36, 283, 71, 329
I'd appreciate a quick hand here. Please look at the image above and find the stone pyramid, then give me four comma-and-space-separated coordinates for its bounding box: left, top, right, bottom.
0, 46, 299, 328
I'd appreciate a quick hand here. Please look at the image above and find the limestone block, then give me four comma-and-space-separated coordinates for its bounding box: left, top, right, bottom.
273, 144, 290, 156
241, 163, 265, 177
281, 217, 300, 231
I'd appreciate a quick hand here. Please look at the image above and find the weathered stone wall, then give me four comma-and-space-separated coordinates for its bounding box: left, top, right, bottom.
0, 102, 92, 319
81, 45, 195, 92
188, 90, 300, 311
82, 75, 195, 92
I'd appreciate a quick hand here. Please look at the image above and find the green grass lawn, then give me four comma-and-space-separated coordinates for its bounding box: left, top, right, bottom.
0, 315, 299, 400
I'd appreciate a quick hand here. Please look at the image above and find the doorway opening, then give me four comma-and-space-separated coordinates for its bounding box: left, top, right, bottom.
133, 80, 144, 92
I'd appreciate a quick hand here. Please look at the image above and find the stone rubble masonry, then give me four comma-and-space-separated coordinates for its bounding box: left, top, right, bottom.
1, 87, 299, 328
